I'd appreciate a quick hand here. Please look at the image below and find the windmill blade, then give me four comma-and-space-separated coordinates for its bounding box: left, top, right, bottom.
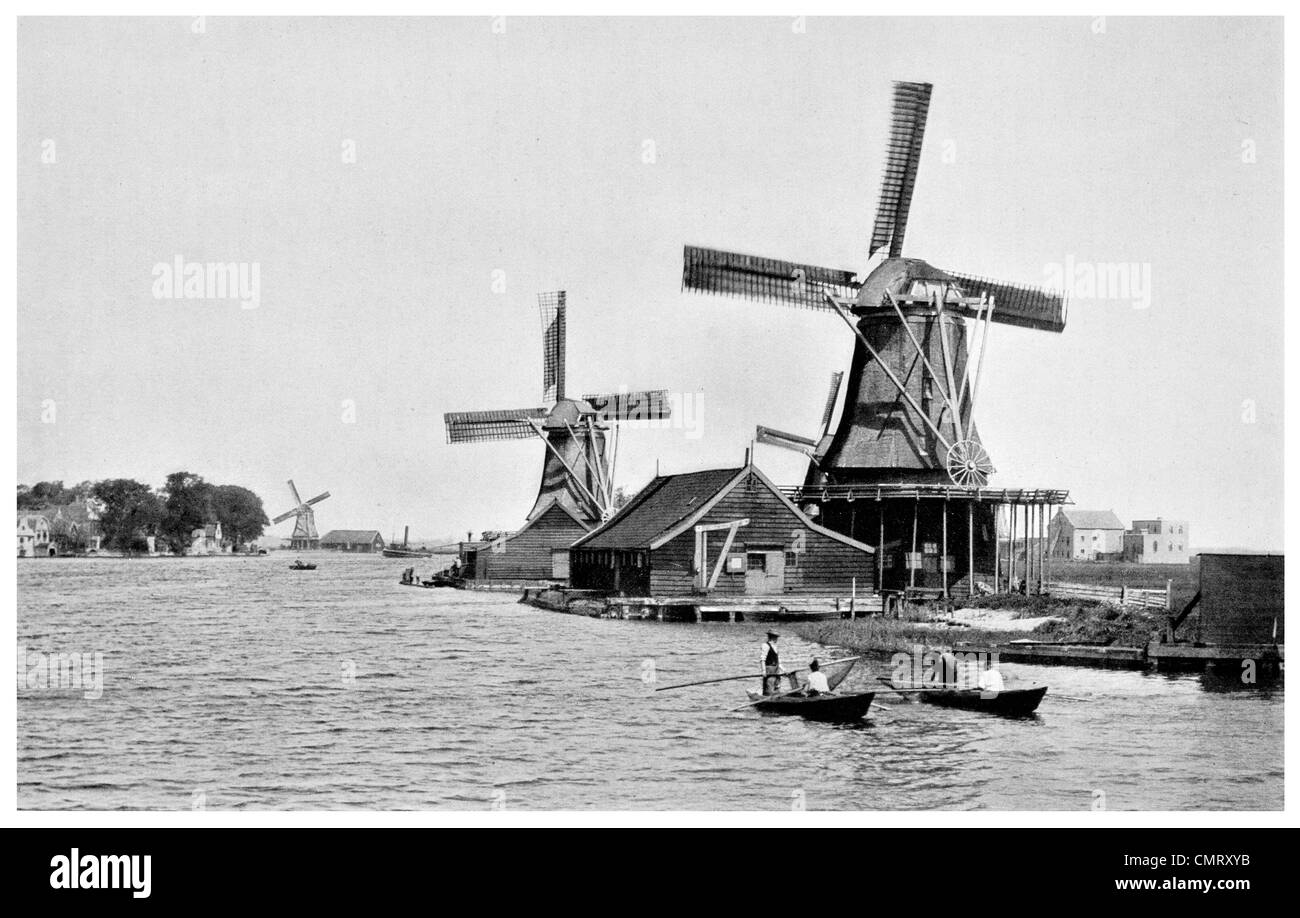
756, 426, 818, 452
538, 290, 566, 403
287, 479, 303, 506
820, 371, 844, 435
305, 491, 330, 506
869, 81, 934, 259
271, 509, 298, 525
946, 272, 1068, 333
444, 407, 550, 444
583, 390, 672, 421
682, 245, 860, 311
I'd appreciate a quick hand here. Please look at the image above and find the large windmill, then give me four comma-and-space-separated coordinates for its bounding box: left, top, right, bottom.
444, 290, 671, 526
682, 81, 1070, 596
272, 479, 330, 550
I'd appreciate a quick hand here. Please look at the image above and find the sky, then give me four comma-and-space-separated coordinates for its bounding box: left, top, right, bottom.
17, 16, 1283, 550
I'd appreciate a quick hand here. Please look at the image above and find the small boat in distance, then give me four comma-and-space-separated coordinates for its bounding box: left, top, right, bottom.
382, 526, 432, 559
289, 561, 317, 571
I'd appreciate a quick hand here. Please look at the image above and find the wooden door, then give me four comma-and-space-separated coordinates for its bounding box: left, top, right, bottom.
744, 550, 785, 595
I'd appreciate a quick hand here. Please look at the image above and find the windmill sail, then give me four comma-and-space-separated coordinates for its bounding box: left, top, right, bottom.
583, 389, 672, 421
946, 272, 1067, 333
820, 371, 844, 434
538, 291, 566, 403
869, 81, 933, 259
755, 426, 818, 452
682, 245, 860, 310
444, 407, 550, 443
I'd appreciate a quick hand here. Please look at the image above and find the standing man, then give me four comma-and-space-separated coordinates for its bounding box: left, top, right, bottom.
761, 631, 782, 696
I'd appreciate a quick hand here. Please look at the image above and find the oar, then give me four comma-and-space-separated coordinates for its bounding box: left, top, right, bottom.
655, 656, 862, 693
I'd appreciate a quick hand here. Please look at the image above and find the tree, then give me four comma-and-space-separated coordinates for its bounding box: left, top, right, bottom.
18, 480, 68, 509
160, 471, 216, 553
92, 479, 164, 553
212, 484, 269, 550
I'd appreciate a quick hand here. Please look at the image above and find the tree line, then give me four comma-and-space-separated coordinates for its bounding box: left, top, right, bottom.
17, 472, 270, 555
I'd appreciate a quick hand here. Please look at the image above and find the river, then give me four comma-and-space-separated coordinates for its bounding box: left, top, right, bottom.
17, 556, 1284, 810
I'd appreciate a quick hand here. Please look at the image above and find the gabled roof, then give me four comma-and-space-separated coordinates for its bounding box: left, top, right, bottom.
1058, 509, 1125, 530
501, 498, 592, 544
572, 468, 743, 550
320, 529, 384, 543
572, 464, 873, 554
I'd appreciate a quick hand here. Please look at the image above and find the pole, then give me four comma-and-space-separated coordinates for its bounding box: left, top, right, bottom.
941, 499, 949, 599
967, 501, 975, 599
909, 499, 919, 590
1009, 503, 1017, 592
877, 510, 885, 593
993, 503, 1001, 594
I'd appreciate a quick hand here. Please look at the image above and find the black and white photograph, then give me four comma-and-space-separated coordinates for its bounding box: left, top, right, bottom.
7, 8, 1295, 881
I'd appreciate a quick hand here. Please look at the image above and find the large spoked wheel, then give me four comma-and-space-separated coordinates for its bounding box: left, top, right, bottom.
946, 439, 994, 487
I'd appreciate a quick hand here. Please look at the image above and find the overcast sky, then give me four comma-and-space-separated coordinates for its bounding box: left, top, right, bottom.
17, 16, 1283, 549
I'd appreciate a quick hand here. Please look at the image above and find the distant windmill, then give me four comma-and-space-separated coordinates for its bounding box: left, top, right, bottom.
272, 479, 331, 550
444, 290, 671, 523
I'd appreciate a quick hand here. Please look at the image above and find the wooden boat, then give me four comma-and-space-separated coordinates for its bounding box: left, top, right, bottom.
289, 562, 317, 571
745, 690, 876, 722
382, 527, 432, 559
882, 678, 1048, 716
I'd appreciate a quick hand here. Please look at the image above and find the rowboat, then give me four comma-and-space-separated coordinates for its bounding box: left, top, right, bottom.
741, 656, 874, 721
881, 678, 1048, 716
289, 562, 317, 571
744, 690, 877, 722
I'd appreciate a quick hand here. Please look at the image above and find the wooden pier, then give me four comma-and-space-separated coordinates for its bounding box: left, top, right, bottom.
961, 639, 1283, 674
521, 586, 882, 622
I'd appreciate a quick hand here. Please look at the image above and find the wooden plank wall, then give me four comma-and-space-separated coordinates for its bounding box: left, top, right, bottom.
649, 472, 874, 596
1198, 554, 1284, 644
479, 505, 590, 581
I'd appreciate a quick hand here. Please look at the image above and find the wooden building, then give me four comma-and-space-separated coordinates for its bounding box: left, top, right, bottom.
464, 500, 592, 582
569, 464, 874, 597
1188, 553, 1283, 645
319, 529, 386, 553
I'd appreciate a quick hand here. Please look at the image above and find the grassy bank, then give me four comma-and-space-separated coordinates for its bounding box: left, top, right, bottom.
797, 593, 1166, 655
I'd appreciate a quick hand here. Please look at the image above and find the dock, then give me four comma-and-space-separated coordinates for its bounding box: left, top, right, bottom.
960, 639, 1283, 674
521, 587, 882, 622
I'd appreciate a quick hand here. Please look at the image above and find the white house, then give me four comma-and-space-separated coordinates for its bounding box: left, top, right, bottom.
16, 513, 51, 556
1124, 518, 1190, 564
1049, 509, 1126, 561
189, 522, 225, 555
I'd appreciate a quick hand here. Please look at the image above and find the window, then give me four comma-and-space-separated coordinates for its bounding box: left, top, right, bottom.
922, 541, 938, 555
784, 551, 798, 569
747, 553, 767, 572
1153, 542, 1159, 552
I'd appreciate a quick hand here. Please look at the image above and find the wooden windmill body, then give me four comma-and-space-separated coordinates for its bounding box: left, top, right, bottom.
683, 82, 1071, 596
272, 480, 331, 551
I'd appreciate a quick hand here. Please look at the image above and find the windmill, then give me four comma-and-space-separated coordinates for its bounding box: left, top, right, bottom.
272, 479, 331, 550
444, 291, 671, 524
681, 81, 1070, 595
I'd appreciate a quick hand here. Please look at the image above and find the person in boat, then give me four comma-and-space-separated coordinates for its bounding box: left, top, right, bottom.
449, 559, 461, 578
760, 631, 782, 696
937, 650, 960, 687
804, 659, 831, 696
400, 567, 414, 585
978, 664, 1005, 694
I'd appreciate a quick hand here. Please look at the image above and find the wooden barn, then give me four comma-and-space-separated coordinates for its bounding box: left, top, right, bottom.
467, 500, 593, 583
569, 463, 875, 597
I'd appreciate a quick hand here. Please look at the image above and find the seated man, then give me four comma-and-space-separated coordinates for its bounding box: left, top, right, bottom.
804, 659, 831, 696
978, 665, 1005, 694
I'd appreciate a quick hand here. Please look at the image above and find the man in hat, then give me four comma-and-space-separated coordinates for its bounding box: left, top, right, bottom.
760, 631, 783, 696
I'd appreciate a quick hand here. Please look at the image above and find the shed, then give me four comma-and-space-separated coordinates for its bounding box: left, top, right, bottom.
569, 464, 874, 597
319, 530, 386, 552
470, 499, 592, 582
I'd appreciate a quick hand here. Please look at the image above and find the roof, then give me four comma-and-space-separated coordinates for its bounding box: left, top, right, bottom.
16, 513, 49, 527
320, 529, 384, 543
573, 468, 743, 550
573, 464, 873, 554
1058, 509, 1125, 530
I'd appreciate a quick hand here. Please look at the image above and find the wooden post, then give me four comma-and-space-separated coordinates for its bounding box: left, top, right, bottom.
909, 500, 919, 590
851, 577, 857, 619
941, 499, 949, 599
993, 503, 1001, 594
877, 511, 885, 593
1038, 503, 1046, 594
967, 501, 975, 599
1008, 503, 1016, 592
1045, 504, 1052, 593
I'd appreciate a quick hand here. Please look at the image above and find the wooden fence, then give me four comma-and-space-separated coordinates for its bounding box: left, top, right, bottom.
1048, 580, 1171, 609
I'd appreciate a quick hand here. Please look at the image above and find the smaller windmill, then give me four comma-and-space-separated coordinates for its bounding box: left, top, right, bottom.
445, 290, 671, 523
272, 479, 331, 550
